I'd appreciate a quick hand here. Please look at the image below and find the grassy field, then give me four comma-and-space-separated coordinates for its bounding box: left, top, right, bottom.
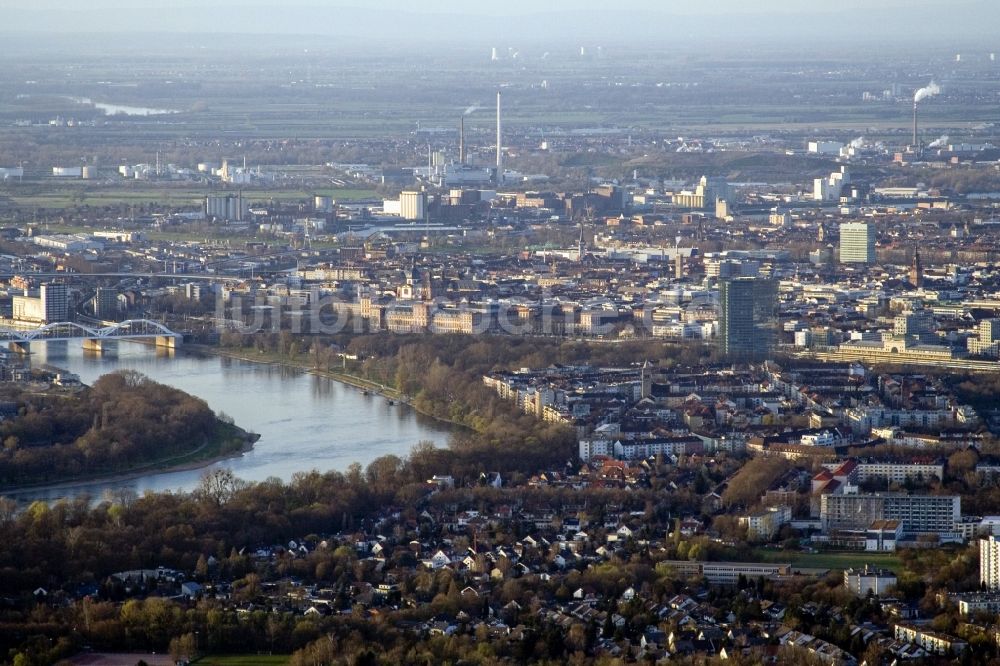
193, 656, 289, 666
755, 550, 902, 571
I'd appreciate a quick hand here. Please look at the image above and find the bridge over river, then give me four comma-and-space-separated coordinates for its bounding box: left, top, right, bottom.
0, 319, 181, 354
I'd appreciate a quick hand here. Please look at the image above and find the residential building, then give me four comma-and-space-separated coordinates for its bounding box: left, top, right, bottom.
740, 505, 792, 542
950, 592, 1000, 617
894, 624, 967, 656
980, 535, 1000, 589
844, 565, 897, 597
824, 459, 945, 485
820, 493, 960, 535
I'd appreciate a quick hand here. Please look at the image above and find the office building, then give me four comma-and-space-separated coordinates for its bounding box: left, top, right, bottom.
94, 288, 119, 320
839, 221, 876, 264
718, 277, 776, 361
968, 318, 1000, 357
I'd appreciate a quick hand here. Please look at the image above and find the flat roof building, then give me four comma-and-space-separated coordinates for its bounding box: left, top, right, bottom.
839, 221, 876, 264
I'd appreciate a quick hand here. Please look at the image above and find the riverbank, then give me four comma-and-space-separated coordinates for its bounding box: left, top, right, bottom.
0, 420, 259, 497
187, 344, 405, 399
184, 344, 482, 430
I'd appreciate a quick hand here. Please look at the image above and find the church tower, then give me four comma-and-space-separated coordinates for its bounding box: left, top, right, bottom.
640, 360, 652, 399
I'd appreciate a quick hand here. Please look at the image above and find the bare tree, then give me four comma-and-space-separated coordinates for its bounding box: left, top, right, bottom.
196, 468, 246, 506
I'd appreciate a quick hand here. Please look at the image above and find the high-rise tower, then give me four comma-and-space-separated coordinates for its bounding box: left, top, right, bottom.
719, 277, 776, 361
839, 221, 876, 265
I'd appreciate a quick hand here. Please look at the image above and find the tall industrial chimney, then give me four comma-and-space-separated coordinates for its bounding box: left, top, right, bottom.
459, 116, 466, 164
496, 90, 502, 184
912, 101, 918, 149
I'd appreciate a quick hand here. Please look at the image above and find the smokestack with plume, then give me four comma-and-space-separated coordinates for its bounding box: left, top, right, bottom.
914, 81, 941, 104
459, 105, 477, 165
912, 81, 940, 148
459, 116, 465, 164
927, 135, 949, 149
496, 90, 502, 183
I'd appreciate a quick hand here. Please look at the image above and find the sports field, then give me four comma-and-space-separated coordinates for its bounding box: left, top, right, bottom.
756, 550, 901, 571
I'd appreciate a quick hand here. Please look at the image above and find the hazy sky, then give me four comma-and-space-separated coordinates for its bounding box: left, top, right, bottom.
0, 0, 936, 9
0, 0, 995, 46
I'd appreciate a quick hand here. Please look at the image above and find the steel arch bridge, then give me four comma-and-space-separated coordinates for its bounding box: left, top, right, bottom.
0, 319, 181, 352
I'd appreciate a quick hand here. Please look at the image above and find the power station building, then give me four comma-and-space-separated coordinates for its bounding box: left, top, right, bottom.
839, 221, 876, 264
814, 166, 850, 202
399, 190, 427, 221
672, 176, 730, 210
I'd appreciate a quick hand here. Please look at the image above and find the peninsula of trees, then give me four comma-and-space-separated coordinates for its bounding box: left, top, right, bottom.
0, 370, 251, 488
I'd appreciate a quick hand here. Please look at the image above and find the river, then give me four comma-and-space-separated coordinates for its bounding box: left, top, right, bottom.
6, 341, 454, 503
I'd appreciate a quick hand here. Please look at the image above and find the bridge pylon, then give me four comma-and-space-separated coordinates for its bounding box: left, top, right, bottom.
155, 336, 179, 350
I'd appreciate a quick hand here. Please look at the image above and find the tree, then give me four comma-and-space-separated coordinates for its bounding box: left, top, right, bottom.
169, 632, 197, 663
196, 468, 246, 506
195, 554, 209, 578
721, 457, 791, 508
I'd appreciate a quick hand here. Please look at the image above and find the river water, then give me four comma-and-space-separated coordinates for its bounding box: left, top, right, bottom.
6, 342, 454, 503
